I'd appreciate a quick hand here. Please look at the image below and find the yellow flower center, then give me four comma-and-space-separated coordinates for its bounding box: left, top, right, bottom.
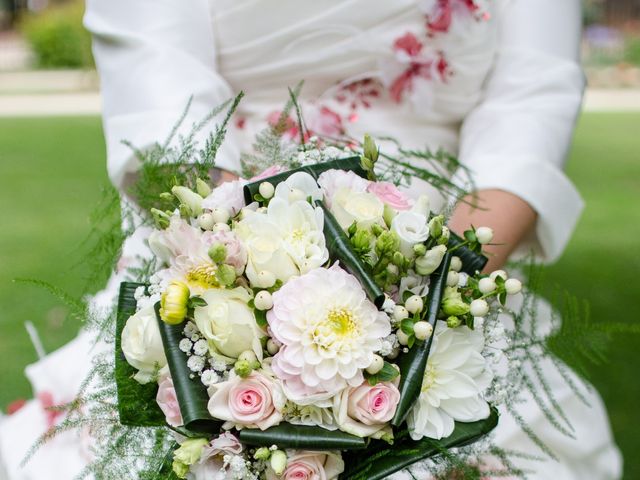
327, 308, 357, 336
290, 229, 305, 243
186, 263, 219, 290
421, 364, 437, 393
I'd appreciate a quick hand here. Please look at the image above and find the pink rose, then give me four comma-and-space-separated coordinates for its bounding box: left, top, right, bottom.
156, 376, 183, 427
249, 165, 287, 182
367, 182, 412, 211
266, 451, 344, 480
333, 381, 400, 438
202, 179, 247, 216
205, 230, 247, 274
207, 372, 284, 430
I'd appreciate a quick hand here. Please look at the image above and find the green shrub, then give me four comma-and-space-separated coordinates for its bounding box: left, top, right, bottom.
624, 37, 640, 67
21, 0, 93, 69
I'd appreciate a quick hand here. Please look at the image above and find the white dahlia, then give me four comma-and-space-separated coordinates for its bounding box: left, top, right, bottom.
407, 321, 493, 440
268, 265, 391, 405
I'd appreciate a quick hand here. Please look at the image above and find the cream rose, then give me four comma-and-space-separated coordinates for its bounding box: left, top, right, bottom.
207, 371, 285, 430
265, 450, 344, 480
333, 381, 400, 438
121, 305, 167, 384
330, 187, 384, 230
194, 287, 265, 360
391, 211, 429, 258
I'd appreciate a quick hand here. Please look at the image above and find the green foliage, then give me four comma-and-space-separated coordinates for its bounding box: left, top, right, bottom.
21, 0, 94, 69
624, 37, 640, 66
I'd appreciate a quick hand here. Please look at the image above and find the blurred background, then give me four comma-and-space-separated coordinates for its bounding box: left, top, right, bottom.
0, 0, 639, 478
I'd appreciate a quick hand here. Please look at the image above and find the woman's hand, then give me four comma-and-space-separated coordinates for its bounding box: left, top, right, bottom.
448, 189, 537, 272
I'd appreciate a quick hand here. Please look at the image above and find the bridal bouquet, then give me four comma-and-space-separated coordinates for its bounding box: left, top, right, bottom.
116, 124, 522, 479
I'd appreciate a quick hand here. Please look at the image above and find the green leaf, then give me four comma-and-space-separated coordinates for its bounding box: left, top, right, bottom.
115, 282, 165, 426
239, 424, 368, 450
400, 318, 415, 335
391, 253, 452, 427
377, 362, 400, 382
188, 296, 208, 308
254, 308, 268, 328
448, 231, 487, 275
242, 156, 366, 205
342, 407, 499, 480
318, 200, 385, 308
154, 303, 222, 433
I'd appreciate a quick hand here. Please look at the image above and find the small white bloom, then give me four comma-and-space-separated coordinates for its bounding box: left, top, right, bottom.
478, 277, 497, 294
179, 338, 193, 353
450, 256, 462, 272
183, 321, 198, 337
413, 321, 433, 341
415, 245, 447, 276
446, 271, 459, 287
193, 339, 209, 356
254, 290, 274, 311
392, 305, 409, 322
391, 211, 429, 258
259, 181, 275, 200
201, 369, 220, 386
396, 329, 410, 346
213, 222, 231, 232
211, 358, 228, 372
187, 355, 206, 372
211, 207, 230, 224
490, 270, 508, 281
505, 278, 523, 295
266, 339, 280, 355
405, 295, 424, 314
457, 272, 469, 287
469, 299, 490, 317
475, 226, 494, 245
198, 212, 215, 230
365, 354, 384, 375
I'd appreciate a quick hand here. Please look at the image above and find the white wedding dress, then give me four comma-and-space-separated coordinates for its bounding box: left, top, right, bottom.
0, 0, 623, 478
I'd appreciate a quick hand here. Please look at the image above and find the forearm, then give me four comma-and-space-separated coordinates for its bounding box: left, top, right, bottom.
448, 189, 537, 272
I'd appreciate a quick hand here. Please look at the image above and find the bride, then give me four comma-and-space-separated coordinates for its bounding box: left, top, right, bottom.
0, 0, 622, 478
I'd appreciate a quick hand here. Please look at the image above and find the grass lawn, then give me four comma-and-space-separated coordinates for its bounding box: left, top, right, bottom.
0, 113, 639, 477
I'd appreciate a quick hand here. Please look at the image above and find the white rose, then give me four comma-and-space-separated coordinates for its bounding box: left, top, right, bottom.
121, 305, 167, 384
317, 169, 370, 207
391, 211, 429, 258
194, 287, 265, 360
274, 172, 323, 203
331, 187, 384, 230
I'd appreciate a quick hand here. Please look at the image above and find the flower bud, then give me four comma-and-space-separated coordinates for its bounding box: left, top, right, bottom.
405, 295, 424, 314
352, 229, 372, 252
475, 226, 494, 245
150, 208, 171, 229
196, 178, 212, 198
270, 450, 288, 476
266, 339, 280, 355
363, 134, 379, 163
386, 264, 399, 276
254, 447, 271, 461
437, 226, 450, 245
490, 270, 508, 281
428, 215, 444, 239
413, 243, 427, 257
450, 256, 462, 272
211, 207, 230, 224
371, 223, 385, 236
442, 287, 470, 317
383, 204, 397, 228
172, 438, 208, 479
446, 316, 462, 328
208, 243, 227, 264
413, 321, 433, 341
366, 354, 384, 375
254, 290, 274, 311
505, 278, 522, 295
412, 195, 430, 218
478, 277, 497, 294
216, 264, 237, 287
213, 222, 231, 233
392, 305, 409, 322
470, 299, 490, 317
160, 281, 190, 325
198, 213, 215, 230
375, 231, 400, 256
234, 359, 253, 378
253, 270, 275, 289
392, 251, 405, 267
396, 329, 410, 346
415, 245, 447, 276
446, 270, 459, 287
172, 186, 203, 217
259, 182, 275, 200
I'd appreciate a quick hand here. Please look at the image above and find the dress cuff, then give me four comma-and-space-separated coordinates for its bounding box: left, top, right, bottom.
454, 155, 584, 263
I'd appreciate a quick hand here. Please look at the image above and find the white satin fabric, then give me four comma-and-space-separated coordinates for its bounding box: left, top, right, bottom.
0, 1, 622, 479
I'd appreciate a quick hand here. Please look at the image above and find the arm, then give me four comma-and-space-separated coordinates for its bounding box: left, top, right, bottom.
84, 0, 241, 192
450, 0, 585, 269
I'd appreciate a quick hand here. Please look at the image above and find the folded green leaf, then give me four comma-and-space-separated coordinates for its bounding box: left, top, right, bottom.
391, 253, 452, 427
448, 231, 487, 275
154, 303, 222, 433
239, 424, 368, 450
242, 156, 366, 205
342, 407, 499, 480
318, 200, 385, 308
115, 282, 165, 427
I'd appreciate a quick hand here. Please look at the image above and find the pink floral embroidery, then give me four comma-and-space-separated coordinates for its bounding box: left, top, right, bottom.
335, 79, 382, 123
421, 0, 484, 35
266, 104, 344, 143
388, 32, 450, 102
